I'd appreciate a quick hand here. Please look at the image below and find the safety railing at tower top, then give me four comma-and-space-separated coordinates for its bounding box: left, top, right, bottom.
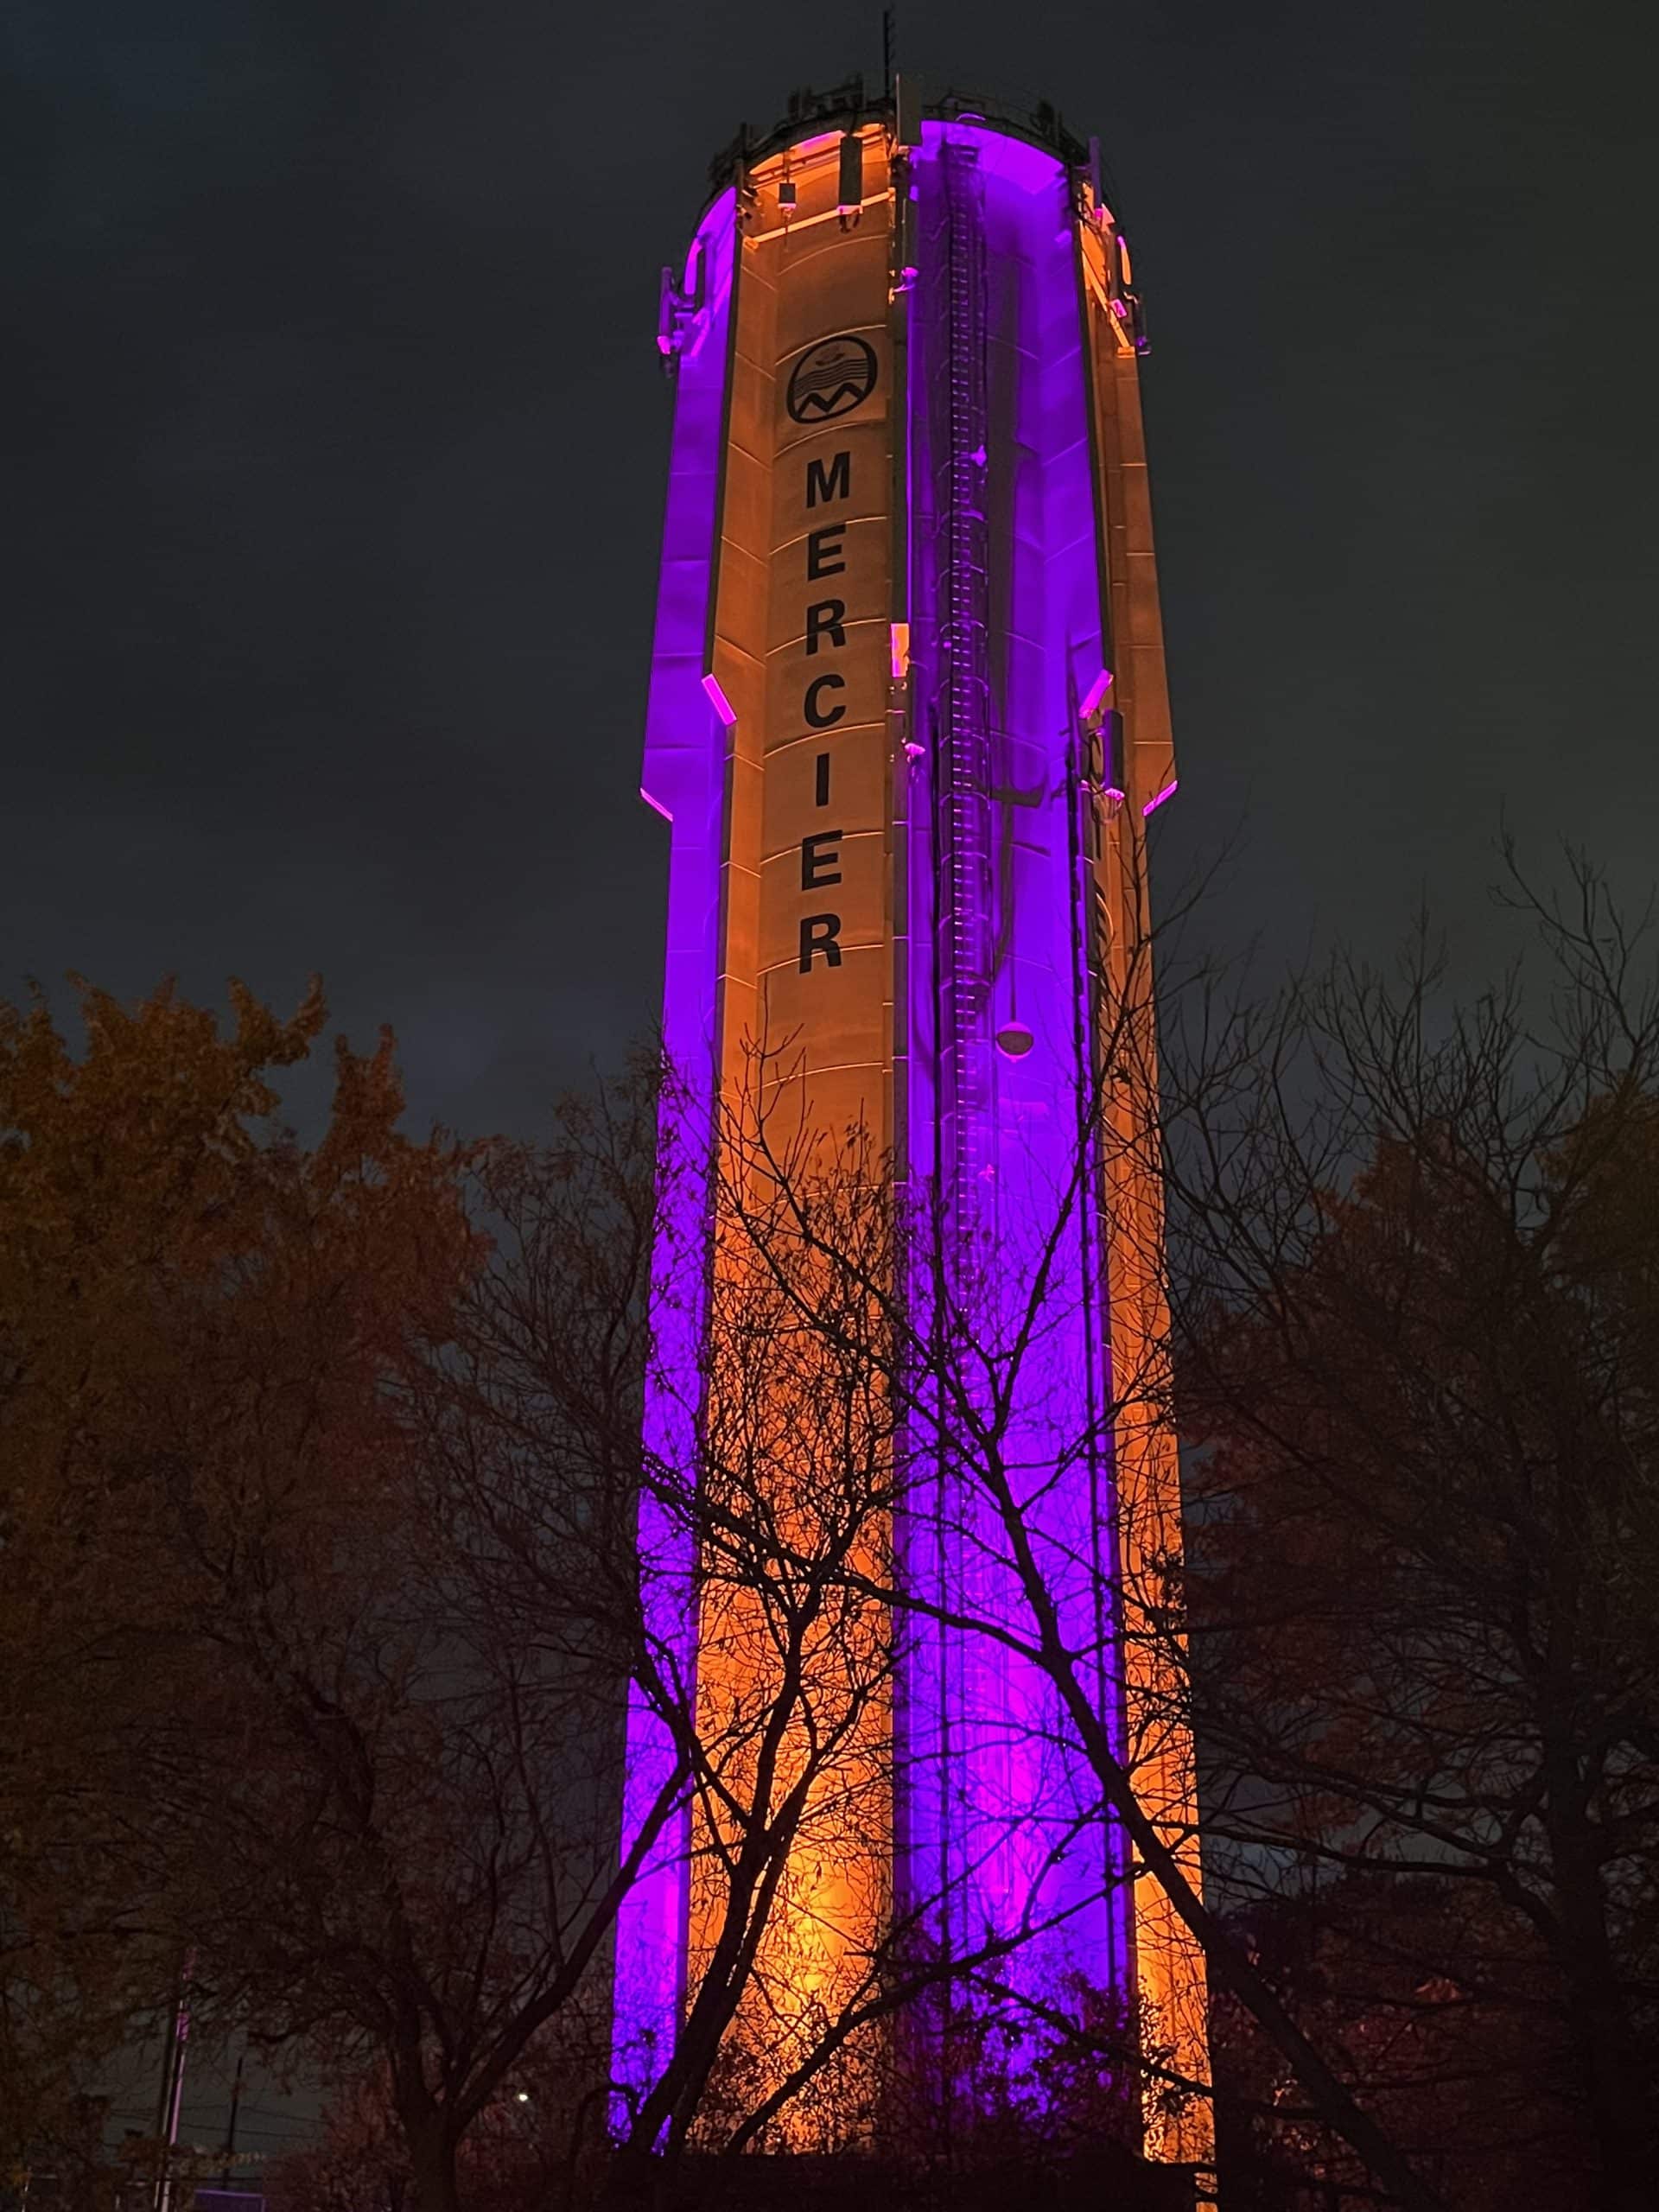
704, 74, 1093, 197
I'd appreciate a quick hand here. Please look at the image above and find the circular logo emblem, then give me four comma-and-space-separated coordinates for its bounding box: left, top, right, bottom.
786, 334, 878, 423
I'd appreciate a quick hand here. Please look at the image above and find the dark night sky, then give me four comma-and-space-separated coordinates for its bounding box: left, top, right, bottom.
5, 0, 1656, 1144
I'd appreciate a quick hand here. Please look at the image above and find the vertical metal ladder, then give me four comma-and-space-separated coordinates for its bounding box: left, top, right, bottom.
937, 143, 993, 1244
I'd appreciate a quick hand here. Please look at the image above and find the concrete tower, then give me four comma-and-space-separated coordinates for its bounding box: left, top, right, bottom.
613, 76, 1209, 2171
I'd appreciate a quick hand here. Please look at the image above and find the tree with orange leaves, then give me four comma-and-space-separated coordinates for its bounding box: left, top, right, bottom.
0, 976, 480, 2177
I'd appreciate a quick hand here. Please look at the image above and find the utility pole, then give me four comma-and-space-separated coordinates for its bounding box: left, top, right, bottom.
219, 2049, 247, 2193
151, 1955, 194, 2212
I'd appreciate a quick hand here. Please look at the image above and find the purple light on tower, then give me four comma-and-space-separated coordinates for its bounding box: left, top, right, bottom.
610, 186, 734, 2120
897, 118, 1131, 2022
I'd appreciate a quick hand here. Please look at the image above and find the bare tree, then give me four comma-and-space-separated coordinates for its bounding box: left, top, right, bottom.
1162, 855, 1659, 2207
439, 1071, 1107, 2190
691, 915, 1461, 2209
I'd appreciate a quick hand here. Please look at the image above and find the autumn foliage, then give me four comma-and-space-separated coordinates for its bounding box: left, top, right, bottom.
0, 978, 478, 2163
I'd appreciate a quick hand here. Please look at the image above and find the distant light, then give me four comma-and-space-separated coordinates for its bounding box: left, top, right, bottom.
515, 2091, 531, 2105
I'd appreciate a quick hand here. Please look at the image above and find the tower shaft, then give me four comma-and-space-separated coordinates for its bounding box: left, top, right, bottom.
616, 86, 1208, 2166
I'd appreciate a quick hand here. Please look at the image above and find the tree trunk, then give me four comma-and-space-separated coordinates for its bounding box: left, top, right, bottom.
1543, 1745, 1652, 2210
401, 2110, 461, 2212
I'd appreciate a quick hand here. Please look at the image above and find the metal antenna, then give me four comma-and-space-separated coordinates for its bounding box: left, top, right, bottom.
882, 4, 897, 102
